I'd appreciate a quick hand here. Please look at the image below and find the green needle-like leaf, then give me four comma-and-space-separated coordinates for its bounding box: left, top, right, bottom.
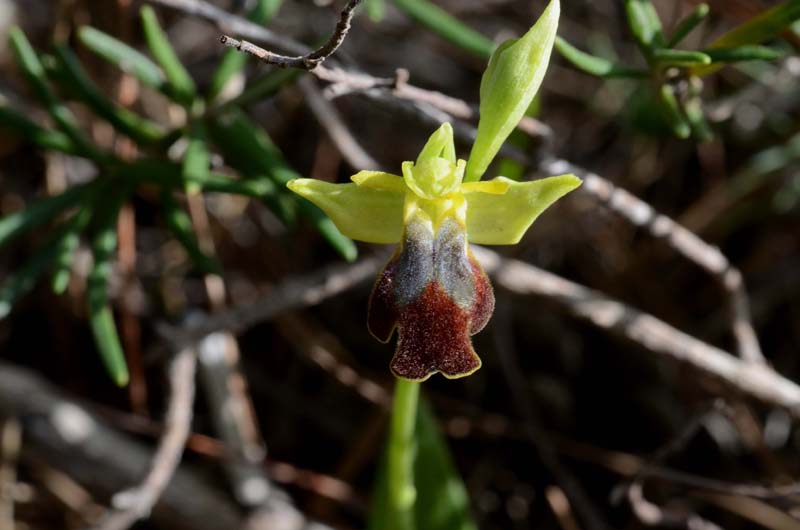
198, 172, 278, 198
657, 84, 690, 139
118, 158, 278, 198
161, 189, 220, 274
0, 183, 93, 250
0, 217, 84, 319
0, 104, 80, 154
465, 0, 559, 182
365, 0, 386, 22
694, 0, 800, 76
182, 123, 210, 194
554, 36, 648, 78
206, 112, 295, 223
208, 110, 357, 261
51, 205, 93, 294
78, 26, 166, 90
392, 0, 494, 58
709, 0, 800, 48
208, 0, 282, 101
702, 45, 784, 63
215, 68, 300, 113
683, 95, 713, 142
624, 0, 666, 54
140, 5, 197, 106
667, 3, 709, 47
8, 28, 105, 161
87, 183, 132, 387
52, 45, 165, 145
652, 48, 711, 67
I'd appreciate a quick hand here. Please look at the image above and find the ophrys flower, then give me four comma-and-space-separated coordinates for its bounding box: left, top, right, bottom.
288, 123, 579, 380
288, 0, 576, 381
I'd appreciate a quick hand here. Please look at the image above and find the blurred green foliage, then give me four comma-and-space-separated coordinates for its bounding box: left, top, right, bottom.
380, 0, 798, 142
0, 0, 355, 385
556, 0, 800, 140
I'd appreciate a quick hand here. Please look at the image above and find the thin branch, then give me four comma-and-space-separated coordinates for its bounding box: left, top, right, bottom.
627, 482, 723, 530
275, 313, 391, 407
318, 66, 552, 141
0, 361, 240, 530
612, 401, 731, 529
195, 329, 272, 507
638, 466, 800, 501
0, 418, 21, 529
219, 0, 363, 70
153, 0, 548, 140
148, 0, 307, 55
160, 251, 387, 347
540, 157, 765, 365
93, 347, 197, 530
472, 247, 800, 419
160, 243, 800, 418
297, 76, 381, 170
545, 486, 582, 530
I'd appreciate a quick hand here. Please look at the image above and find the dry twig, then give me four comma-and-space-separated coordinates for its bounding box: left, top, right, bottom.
297, 76, 381, 170
0, 361, 242, 530
93, 347, 197, 530
0, 418, 21, 530
473, 247, 800, 418
195, 329, 272, 508
540, 157, 765, 365
162, 244, 800, 416
160, 251, 387, 345
611, 402, 731, 529
152, 0, 549, 141
148, 0, 307, 54
219, 0, 363, 69
627, 482, 723, 530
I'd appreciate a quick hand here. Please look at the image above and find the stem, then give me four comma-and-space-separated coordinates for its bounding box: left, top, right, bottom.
387, 378, 420, 530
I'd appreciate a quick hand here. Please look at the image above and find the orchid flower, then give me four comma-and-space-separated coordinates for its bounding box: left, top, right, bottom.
288, 0, 577, 381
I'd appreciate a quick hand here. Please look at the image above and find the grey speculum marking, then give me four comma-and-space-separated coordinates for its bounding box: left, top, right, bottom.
393, 217, 476, 309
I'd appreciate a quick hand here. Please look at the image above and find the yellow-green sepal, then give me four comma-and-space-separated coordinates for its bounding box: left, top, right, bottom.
464, 0, 560, 182
464, 174, 580, 245
287, 178, 404, 244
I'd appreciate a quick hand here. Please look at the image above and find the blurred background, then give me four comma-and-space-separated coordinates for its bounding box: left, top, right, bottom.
0, 0, 799, 529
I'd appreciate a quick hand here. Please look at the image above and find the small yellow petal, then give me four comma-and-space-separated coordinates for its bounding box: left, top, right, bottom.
465, 174, 580, 245
350, 171, 406, 191
416, 122, 456, 164
288, 178, 404, 243
460, 178, 511, 195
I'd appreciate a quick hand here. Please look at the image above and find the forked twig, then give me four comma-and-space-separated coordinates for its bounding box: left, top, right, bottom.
220, 0, 363, 70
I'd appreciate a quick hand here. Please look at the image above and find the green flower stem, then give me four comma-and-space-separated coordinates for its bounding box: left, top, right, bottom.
387, 378, 420, 530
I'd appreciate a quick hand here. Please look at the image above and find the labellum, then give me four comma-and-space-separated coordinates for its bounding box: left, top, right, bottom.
368, 216, 494, 381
